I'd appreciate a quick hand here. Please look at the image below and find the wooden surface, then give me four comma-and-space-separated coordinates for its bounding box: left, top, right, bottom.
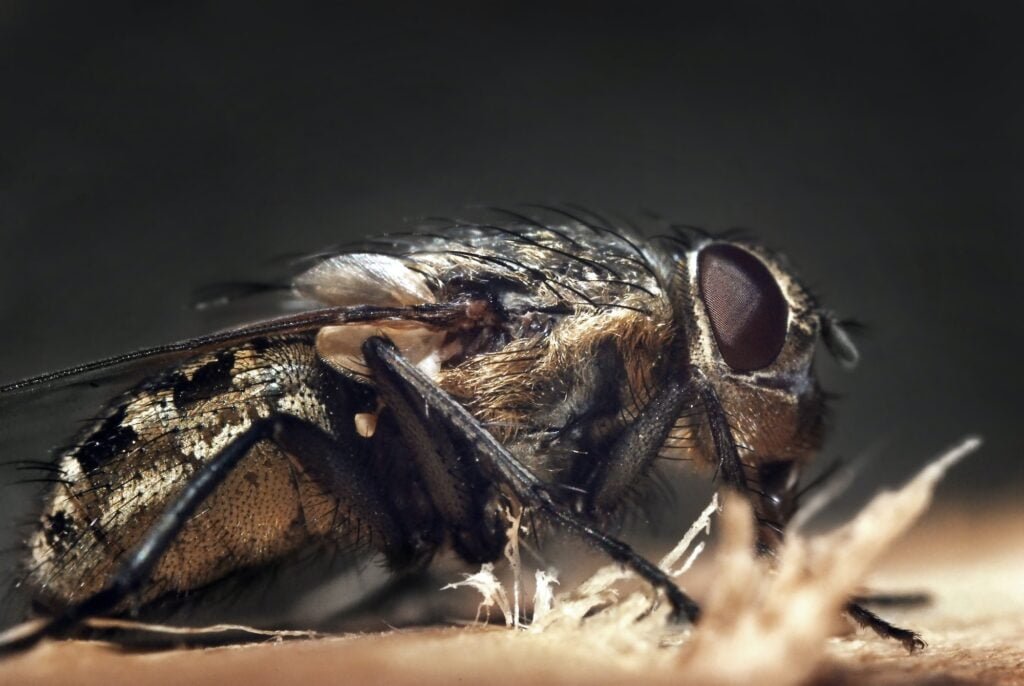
1, 503, 1021, 686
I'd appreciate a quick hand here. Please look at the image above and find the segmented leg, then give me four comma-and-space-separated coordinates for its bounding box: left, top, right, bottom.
363, 339, 501, 563
846, 601, 926, 652
362, 336, 701, 623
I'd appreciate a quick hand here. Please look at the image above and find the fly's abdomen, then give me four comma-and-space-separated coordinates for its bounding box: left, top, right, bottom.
26, 336, 357, 608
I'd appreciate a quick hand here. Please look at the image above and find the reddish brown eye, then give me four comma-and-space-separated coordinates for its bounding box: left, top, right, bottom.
697, 243, 788, 371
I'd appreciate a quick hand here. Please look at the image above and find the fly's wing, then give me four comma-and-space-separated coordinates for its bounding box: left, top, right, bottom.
0, 308, 346, 457
0, 303, 475, 468
0, 309, 381, 396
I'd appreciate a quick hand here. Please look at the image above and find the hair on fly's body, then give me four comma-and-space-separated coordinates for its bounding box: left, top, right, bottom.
0, 206, 924, 654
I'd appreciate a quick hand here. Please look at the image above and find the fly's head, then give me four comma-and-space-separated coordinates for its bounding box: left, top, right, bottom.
664, 234, 859, 536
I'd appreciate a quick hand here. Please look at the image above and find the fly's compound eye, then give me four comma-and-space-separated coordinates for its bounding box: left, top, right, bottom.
697, 243, 789, 371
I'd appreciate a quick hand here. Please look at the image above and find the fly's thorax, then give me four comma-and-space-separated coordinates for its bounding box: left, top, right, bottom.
437, 300, 674, 475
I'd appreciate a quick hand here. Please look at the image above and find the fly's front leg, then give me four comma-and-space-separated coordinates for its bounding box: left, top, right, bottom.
0, 414, 411, 655
361, 336, 701, 624
699, 379, 926, 652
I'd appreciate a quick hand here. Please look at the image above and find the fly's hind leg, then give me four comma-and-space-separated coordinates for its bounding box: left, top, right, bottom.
0, 414, 413, 656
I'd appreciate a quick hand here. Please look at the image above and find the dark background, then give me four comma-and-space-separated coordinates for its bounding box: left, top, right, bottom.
0, 1, 1020, 543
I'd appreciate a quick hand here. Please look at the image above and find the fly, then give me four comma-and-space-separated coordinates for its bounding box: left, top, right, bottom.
0, 206, 921, 653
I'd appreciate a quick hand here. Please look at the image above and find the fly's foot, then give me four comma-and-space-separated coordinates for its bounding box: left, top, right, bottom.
846, 600, 926, 653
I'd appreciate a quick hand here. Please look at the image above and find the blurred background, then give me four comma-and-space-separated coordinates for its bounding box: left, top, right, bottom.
0, 1, 1020, 625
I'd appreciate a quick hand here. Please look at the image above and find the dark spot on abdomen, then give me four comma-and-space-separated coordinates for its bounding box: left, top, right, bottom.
42, 510, 76, 553
75, 405, 139, 474
172, 351, 236, 409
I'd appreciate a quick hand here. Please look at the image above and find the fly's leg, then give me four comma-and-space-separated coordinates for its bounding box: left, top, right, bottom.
699, 378, 926, 652
0, 414, 412, 655
845, 602, 927, 652
362, 336, 701, 624
363, 339, 501, 564
851, 592, 931, 608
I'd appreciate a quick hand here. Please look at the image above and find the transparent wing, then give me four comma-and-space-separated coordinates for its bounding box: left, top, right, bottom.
0, 303, 464, 464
